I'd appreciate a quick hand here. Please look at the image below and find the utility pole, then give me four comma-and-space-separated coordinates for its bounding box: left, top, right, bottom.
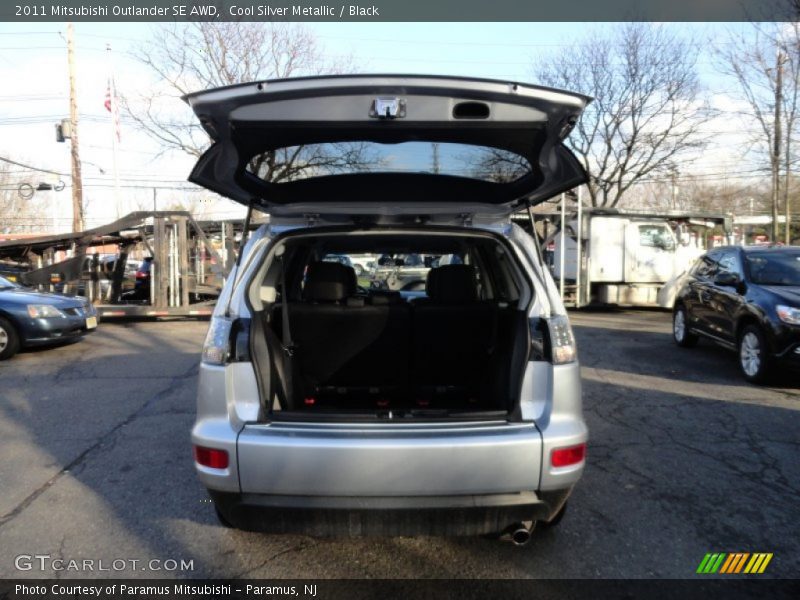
783, 45, 793, 244
66, 23, 84, 233
670, 168, 679, 210
772, 49, 785, 243
106, 43, 121, 219
786, 168, 793, 245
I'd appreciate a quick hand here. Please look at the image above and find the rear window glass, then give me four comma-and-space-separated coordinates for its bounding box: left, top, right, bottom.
320, 252, 464, 295
246, 142, 531, 183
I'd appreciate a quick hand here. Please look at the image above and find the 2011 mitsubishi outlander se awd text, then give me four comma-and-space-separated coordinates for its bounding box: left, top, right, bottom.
186, 75, 590, 541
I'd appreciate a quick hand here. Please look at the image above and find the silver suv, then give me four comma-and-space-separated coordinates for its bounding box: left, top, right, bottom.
187, 75, 589, 542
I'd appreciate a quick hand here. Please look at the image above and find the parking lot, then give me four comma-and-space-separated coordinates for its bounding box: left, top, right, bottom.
0, 310, 797, 579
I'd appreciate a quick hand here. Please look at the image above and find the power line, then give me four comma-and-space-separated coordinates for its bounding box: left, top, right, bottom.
0, 156, 66, 177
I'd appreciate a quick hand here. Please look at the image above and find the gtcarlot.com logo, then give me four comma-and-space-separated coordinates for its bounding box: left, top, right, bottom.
14, 554, 194, 572
697, 552, 773, 574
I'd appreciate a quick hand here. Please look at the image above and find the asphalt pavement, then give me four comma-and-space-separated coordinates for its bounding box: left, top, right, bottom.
0, 311, 797, 579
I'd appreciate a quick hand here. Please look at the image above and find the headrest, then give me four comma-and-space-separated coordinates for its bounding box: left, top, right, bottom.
426, 265, 478, 303
303, 261, 357, 302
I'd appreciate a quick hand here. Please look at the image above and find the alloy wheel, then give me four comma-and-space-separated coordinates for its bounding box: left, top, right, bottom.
0, 325, 7, 352
740, 332, 761, 377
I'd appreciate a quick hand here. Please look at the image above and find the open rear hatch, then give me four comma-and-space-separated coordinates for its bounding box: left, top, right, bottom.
184, 74, 591, 216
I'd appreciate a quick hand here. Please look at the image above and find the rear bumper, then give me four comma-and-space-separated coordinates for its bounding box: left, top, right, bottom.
209, 488, 572, 536
231, 421, 546, 497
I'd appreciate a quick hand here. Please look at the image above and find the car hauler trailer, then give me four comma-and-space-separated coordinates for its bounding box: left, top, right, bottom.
515, 199, 731, 307
0, 211, 262, 318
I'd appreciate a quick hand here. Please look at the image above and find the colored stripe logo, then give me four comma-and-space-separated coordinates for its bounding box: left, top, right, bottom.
697, 553, 773, 574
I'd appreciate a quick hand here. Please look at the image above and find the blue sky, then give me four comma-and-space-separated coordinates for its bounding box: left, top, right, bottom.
0, 21, 762, 229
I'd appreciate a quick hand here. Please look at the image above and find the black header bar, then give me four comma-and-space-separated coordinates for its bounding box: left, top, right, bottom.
2, 579, 799, 600
2, 0, 797, 22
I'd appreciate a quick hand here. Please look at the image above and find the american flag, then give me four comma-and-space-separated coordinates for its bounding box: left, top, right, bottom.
104, 77, 121, 142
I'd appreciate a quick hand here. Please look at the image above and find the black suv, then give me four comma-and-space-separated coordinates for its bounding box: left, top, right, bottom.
672, 245, 800, 383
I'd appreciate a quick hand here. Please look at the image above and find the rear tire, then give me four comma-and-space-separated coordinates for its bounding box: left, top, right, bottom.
738, 325, 771, 384
0, 316, 20, 360
673, 306, 698, 348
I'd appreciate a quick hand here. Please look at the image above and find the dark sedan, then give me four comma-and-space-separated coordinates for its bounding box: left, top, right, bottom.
0, 275, 98, 360
672, 245, 800, 383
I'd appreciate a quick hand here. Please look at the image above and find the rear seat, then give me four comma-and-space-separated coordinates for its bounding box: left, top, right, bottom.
271, 262, 501, 411
285, 262, 411, 407
411, 265, 497, 407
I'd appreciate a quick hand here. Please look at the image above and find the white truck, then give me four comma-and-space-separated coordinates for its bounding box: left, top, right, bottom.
550, 210, 727, 307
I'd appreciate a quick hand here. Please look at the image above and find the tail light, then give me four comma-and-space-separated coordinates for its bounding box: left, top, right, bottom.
529, 315, 577, 364
548, 315, 577, 364
201, 317, 250, 365
135, 270, 148, 279
202, 317, 232, 365
193, 445, 229, 469
551, 443, 586, 468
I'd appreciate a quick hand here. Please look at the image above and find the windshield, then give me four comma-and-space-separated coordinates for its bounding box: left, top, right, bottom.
247, 142, 532, 184
746, 251, 800, 286
639, 225, 675, 250
0, 275, 21, 289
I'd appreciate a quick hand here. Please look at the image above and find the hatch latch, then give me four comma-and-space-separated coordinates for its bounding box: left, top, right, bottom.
370, 97, 406, 119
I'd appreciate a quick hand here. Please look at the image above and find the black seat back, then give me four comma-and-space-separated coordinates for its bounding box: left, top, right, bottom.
412, 265, 497, 406
280, 262, 411, 406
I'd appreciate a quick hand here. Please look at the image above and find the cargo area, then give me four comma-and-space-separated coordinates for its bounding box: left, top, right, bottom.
249, 230, 533, 419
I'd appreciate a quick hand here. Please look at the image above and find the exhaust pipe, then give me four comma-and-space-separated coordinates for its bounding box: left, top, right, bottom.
505, 521, 535, 546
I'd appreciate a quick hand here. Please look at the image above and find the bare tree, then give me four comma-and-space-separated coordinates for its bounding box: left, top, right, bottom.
122, 22, 366, 184
534, 23, 709, 208
717, 22, 800, 243
464, 148, 532, 183
630, 176, 769, 215
0, 162, 54, 234
247, 141, 379, 183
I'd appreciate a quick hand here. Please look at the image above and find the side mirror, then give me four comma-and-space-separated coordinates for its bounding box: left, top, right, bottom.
714, 271, 740, 287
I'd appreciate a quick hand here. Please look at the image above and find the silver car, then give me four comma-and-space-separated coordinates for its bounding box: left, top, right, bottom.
187, 75, 590, 542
